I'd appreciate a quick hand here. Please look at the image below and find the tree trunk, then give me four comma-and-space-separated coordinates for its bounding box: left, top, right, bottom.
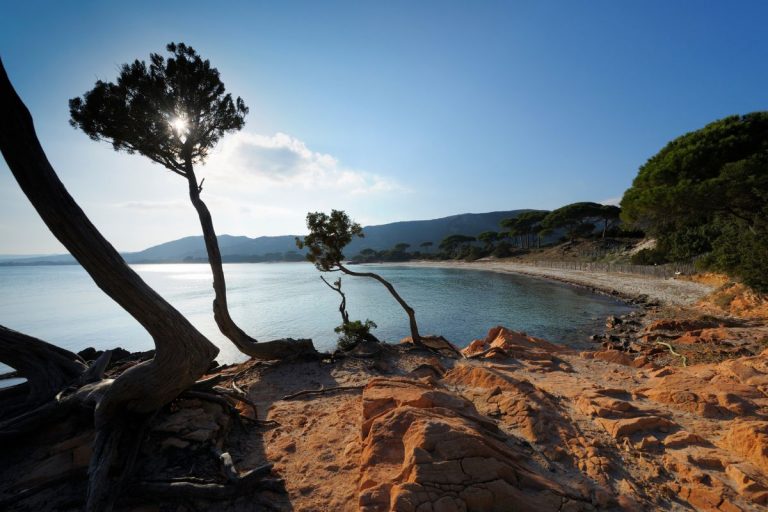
0, 326, 86, 419
183, 161, 316, 360
337, 263, 421, 343
0, 59, 219, 511
320, 276, 349, 325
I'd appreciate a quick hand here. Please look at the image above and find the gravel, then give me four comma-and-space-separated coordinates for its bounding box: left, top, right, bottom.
396, 260, 716, 306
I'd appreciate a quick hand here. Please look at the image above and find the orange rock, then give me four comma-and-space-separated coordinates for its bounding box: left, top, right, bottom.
592, 350, 634, 367
635, 366, 763, 418
725, 463, 768, 505
462, 338, 487, 357
596, 415, 675, 439
662, 430, 706, 448
358, 377, 592, 512
718, 421, 768, 475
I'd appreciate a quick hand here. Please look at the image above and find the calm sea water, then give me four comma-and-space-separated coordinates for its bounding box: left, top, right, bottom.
0, 263, 633, 366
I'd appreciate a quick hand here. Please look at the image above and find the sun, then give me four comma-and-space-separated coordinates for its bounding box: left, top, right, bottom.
170, 116, 188, 137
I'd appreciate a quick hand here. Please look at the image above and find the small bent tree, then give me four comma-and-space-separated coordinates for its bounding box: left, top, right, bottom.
320, 276, 379, 350
69, 43, 313, 360
297, 210, 424, 345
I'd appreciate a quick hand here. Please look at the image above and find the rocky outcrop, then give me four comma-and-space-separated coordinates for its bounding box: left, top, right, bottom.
358, 377, 592, 512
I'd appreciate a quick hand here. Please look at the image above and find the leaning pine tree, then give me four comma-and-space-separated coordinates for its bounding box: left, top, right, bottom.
0, 58, 220, 512
69, 43, 314, 360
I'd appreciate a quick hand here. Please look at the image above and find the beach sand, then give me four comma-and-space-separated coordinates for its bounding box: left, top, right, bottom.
393, 259, 716, 306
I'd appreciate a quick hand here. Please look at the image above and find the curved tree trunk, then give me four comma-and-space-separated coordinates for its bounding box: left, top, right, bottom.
0, 59, 218, 511
0, 326, 86, 419
320, 275, 349, 325
337, 263, 421, 343
184, 161, 316, 360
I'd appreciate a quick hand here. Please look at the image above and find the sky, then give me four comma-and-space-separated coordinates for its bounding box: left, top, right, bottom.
1, 0, 767, 254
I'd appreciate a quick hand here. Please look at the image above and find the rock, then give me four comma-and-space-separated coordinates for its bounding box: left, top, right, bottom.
591, 350, 634, 367
596, 416, 676, 439
635, 364, 763, 418
662, 430, 706, 448
402, 335, 463, 358
161, 436, 190, 450
718, 421, 768, 474
725, 463, 768, 505
358, 377, 592, 512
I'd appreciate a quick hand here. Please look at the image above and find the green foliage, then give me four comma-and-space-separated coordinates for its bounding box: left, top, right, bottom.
296, 210, 363, 271
491, 241, 512, 258
630, 248, 667, 265
477, 231, 499, 250
464, 245, 484, 261
621, 112, 768, 291
702, 220, 768, 292
69, 43, 248, 173
393, 242, 411, 253
541, 202, 605, 240
438, 234, 476, 258
334, 319, 378, 350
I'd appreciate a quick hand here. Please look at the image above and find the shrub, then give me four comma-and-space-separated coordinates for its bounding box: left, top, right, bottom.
334, 319, 378, 350
631, 248, 668, 265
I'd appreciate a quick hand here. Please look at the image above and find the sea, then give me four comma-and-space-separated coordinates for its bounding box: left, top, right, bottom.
0, 263, 634, 367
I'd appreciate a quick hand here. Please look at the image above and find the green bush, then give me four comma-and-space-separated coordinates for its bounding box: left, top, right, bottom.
334, 319, 378, 350
630, 248, 667, 265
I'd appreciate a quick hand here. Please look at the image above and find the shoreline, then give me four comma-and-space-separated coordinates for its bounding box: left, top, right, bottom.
387, 259, 716, 307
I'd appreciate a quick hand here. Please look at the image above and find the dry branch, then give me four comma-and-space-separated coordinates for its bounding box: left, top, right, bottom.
281, 384, 366, 401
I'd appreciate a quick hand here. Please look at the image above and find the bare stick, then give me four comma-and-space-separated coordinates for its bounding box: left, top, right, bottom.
281, 384, 365, 401
655, 340, 688, 367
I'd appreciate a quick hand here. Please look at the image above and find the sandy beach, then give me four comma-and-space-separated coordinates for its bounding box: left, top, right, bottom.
394, 259, 716, 306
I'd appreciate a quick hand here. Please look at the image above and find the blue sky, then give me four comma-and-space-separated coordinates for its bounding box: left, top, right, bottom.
1, 1, 767, 253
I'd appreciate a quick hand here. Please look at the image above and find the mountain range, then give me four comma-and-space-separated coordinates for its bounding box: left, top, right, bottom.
1, 209, 531, 265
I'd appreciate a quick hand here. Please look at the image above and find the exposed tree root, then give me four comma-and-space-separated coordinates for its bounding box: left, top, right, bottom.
0, 325, 87, 417
131, 463, 280, 500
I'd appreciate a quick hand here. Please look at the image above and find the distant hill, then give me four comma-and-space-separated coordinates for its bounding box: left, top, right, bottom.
1, 209, 533, 265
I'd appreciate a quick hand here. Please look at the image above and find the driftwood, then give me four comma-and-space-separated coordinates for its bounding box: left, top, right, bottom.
281, 384, 366, 401
466, 346, 509, 359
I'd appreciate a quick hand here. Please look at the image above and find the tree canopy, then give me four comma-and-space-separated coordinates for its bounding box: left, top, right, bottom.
70, 43, 314, 360
621, 112, 768, 291
69, 42, 248, 175
297, 210, 364, 271
298, 210, 424, 343
540, 202, 609, 240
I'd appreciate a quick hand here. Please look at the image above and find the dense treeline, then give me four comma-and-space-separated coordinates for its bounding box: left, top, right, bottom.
621, 112, 768, 292
350, 203, 634, 263
351, 112, 768, 294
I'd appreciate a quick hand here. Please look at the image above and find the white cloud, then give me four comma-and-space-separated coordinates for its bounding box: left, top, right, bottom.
204, 131, 405, 195
116, 200, 188, 211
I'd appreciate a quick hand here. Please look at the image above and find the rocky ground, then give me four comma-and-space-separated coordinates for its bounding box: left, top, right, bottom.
2, 274, 767, 511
